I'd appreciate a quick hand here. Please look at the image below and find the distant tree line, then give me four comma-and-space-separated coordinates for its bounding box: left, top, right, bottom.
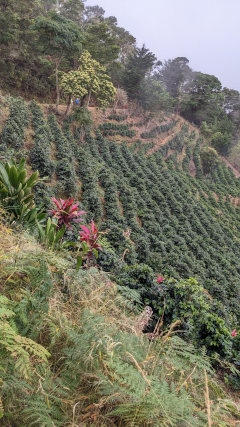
1, 0, 240, 153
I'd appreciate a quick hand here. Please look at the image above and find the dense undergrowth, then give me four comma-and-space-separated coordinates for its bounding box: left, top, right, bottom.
0, 219, 239, 426
0, 95, 240, 425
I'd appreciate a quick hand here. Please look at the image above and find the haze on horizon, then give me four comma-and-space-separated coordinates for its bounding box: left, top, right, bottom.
86, 0, 240, 91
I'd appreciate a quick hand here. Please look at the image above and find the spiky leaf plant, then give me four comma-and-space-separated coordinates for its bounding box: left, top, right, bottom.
0, 159, 44, 225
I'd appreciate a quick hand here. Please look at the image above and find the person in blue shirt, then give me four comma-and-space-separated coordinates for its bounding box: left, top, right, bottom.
75, 98, 80, 105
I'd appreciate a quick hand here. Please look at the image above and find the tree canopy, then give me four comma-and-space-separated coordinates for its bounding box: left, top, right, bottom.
60, 50, 116, 108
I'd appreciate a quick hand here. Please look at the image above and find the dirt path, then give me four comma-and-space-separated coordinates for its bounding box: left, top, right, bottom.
146, 118, 184, 157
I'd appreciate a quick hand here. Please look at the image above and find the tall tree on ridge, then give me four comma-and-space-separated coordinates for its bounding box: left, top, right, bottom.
32, 10, 83, 111
59, 0, 85, 25
83, 22, 119, 66
122, 45, 157, 102
60, 50, 116, 113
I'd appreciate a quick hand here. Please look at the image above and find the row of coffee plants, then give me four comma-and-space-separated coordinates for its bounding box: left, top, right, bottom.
2, 105, 239, 362
107, 113, 127, 121
0, 97, 28, 151
84, 135, 240, 329
140, 119, 177, 139
29, 101, 54, 178
98, 122, 136, 137
48, 114, 78, 197
83, 137, 239, 363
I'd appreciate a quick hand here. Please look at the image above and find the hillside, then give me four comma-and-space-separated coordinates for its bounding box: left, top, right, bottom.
1, 95, 240, 322
0, 217, 239, 426
0, 95, 240, 424
1, 0, 240, 424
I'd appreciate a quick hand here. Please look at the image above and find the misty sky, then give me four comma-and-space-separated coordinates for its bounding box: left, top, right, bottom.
86, 0, 240, 91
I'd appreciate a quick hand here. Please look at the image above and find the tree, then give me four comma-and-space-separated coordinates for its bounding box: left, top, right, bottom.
83, 22, 119, 66
60, 50, 116, 112
59, 0, 85, 25
0, 0, 49, 95
158, 57, 192, 99
40, 0, 57, 13
84, 5, 105, 25
113, 88, 128, 110
211, 131, 232, 155
140, 77, 175, 112
32, 10, 83, 111
200, 146, 219, 174
122, 45, 157, 102
106, 16, 136, 64
181, 72, 223, 124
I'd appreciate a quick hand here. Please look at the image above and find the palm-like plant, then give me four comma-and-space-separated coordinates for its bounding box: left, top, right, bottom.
0, 159, 44, 224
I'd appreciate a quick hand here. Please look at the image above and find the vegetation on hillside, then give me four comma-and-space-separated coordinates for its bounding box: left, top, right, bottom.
0, 1, 240, 425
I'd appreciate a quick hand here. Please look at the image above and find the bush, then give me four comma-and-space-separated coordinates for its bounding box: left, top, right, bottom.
0, 97, 28, 150
99, 122, 135, 137
29, 102, 54, 178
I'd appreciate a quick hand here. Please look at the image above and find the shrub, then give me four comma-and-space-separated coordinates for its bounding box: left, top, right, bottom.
29, 102, 54, 178
99, 122, 135, 137
0, 158, 44, 225
1, 97, 28, 150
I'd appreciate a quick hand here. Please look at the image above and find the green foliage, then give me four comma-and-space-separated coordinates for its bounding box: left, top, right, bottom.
0, 97, 28, 151
158, 57, 192, 98
48, 113, 78, 196
200, 146, 219, 174
99, 122, 135, 137
60, 50, 116, 107
211, 131, 232, 155
37, 217, 66, 249
122, 45, 157, 101
2, 249, 237, 426
32, 10, 83, 107
141, 120, 176, 139
0, 294, 49, 380
158, 277, 233, 357
0, 158, 44, 225
108, 113, 127, 121
141, 76, 176, 112
29, 101, 54, 178
83, 22, 119, 65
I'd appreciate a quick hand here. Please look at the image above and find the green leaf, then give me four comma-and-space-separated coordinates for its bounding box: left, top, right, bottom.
76, 255, 83, 270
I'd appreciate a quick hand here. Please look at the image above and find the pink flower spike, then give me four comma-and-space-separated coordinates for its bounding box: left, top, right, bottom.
157, 275, 165, 284
231, 329, 237, 337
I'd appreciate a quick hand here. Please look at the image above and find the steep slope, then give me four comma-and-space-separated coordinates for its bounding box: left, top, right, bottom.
1, 97, 240, 350
0, 217, 239, 425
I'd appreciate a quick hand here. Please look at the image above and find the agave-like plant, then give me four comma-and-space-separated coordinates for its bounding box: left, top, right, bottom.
0, 158, 44, 225
50, 197, 86, 229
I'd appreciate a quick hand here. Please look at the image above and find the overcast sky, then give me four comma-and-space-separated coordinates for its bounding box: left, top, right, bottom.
86, 0, 240, 91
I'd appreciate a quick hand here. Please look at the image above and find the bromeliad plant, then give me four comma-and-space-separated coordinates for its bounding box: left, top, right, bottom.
77, 220, 102, 268
50, 197, 86, 229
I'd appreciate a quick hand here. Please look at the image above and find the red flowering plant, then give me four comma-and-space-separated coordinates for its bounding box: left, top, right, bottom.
76, 220, 102, 268
50, 198, 86, 230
